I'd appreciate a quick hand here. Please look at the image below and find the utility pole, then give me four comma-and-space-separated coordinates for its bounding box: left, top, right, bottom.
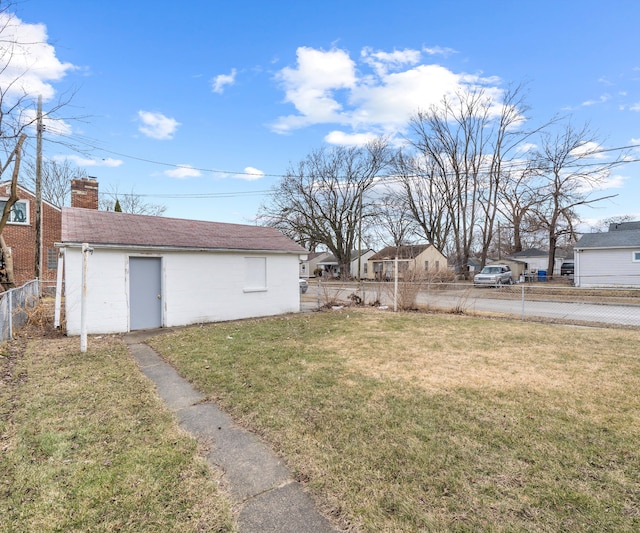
34, 95, 43, 283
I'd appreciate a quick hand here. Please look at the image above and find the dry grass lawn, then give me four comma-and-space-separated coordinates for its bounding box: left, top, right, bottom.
0, 332, 235, 532
150, 309, 640, 532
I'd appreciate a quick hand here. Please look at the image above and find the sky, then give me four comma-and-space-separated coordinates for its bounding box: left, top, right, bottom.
5, 0, 640, 229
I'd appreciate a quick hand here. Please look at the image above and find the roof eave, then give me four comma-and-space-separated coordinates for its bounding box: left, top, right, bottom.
56, 242, 307, 255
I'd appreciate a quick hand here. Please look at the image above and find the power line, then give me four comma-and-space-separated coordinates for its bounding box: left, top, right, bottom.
48, 130, 640, 183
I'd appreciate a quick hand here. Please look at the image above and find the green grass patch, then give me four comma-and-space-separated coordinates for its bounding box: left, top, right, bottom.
0, 335, 235, 532
150, 310, 640, 532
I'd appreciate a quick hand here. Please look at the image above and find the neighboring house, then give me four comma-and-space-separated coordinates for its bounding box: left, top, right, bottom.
573, 224, 640, 287
368, 244, 447, 280
467, 257, 483, 275
299, 251, 331, 278
317, 254, 340, 278
350, 249, 376, 279
508, 247, 570, 277
58, 206, 308, 336
0, 177, 97, 286
314, 249, 377, 279
509, 248, 548, 273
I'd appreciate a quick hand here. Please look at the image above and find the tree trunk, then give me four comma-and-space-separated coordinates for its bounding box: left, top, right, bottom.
0, 134, 27, 291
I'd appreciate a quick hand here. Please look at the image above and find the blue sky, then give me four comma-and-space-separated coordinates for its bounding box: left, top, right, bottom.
8, 0, 640, 228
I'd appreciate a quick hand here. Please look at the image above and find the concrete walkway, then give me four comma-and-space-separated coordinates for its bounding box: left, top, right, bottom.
125, 331, 338, 533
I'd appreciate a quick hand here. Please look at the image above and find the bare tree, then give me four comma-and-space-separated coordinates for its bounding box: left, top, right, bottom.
407, 89, 497, 277
258, 139, 391, 278
391, 149, 450, 251
0, 2, 77, 287
370, 190, 419, 248
532, 123, 624, 275
99, 184, 167, 216
589, 214, 636, 233
496, 160, 541, 253
22, 158, 87, 207
0, 134, 26, 289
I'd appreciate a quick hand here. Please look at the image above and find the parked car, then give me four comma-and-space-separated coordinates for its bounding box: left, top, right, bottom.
473, 264, 513, 287
299, 278, 309, 294
560, 261, 574, 276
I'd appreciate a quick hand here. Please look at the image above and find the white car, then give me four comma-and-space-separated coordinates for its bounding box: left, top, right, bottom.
473, 264, 513, 287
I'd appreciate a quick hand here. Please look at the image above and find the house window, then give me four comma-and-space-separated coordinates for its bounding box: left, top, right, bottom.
47, 248, 58, 270
435, 260, 440, 271
0, 199, 29, 224
244, 257, 267, 291
363, 263, 368, 274
424, 260, 429, 270
633, 251, 640, 262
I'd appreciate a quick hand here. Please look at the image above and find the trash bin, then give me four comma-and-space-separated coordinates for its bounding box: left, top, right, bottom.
538, 270, 547, 282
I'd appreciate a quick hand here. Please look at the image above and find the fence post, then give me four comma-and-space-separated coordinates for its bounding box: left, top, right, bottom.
521, 284, 525, 321
8, 289, 12, 340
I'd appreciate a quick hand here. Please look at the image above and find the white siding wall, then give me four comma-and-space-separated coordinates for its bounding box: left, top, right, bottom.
64, 247, 301, 335
575, 248, 640, 287
163, 251, 299, 327
64, 248, 130, 335
350, 250, 375, 278
519, 257, 547, 271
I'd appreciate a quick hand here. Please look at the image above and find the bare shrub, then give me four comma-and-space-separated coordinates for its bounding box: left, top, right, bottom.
24, 297, 60, 333
425, 268, 457, 283
386, 268, 427, 310
450, 287, 472, 314
318, 282, 348, 308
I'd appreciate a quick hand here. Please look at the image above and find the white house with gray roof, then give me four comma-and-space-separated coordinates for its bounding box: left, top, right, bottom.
57, 207, 308, 335
573, 222, 640, 287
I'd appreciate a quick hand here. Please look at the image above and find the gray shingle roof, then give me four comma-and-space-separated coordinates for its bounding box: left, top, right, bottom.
575, 229, 640, 249
371, 245, 432, 260
609, 221, 640, 231
61, 208, 307, 253
510, 247, 548, 258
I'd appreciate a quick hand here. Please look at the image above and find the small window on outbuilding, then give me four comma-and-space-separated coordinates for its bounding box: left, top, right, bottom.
633, 251, 640, 262
244, 257, 267, 292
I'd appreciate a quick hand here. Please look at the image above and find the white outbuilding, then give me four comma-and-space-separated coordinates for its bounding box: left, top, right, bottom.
57, 207, 308, 335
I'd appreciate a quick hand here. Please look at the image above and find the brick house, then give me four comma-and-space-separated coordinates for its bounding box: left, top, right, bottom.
0, 177, 98, 286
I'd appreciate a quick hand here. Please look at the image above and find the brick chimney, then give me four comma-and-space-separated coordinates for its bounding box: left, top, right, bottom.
70, 177, 99, 209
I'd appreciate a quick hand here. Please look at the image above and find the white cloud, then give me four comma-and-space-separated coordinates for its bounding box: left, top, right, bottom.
581, 94, 610, 107
570, 141, 607, 159
53, 154, 123, 167
137, 111, 180, 140
234, 167, 265, 181
361, 47, 421, 76
273, 47, 357, 133
325, 130, 379, 146
0, 12, 76, 102
516, 142, 537, 154
212, 68, 237, 94
598, 174, 629, 189
422, 45, 457, 56
631, 102, 640, 111
164, 164, 201, 179
272, 45, 506, 142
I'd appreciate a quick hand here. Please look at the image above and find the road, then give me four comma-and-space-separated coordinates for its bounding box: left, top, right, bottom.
302, 282, 640, 327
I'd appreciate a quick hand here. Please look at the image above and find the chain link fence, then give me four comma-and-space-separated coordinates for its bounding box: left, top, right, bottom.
0, 280, 40, 341
301, 280, 640, 328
